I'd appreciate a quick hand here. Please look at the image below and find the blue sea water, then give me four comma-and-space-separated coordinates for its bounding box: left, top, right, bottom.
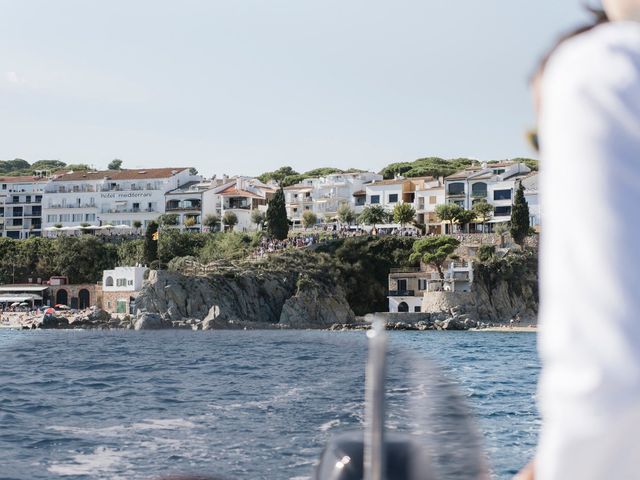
0, 330, 539, 480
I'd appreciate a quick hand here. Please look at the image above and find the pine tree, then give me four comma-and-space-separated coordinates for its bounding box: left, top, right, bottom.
143, 221, 159, 265
510, 182, 530, 246
266, 188, 289, 240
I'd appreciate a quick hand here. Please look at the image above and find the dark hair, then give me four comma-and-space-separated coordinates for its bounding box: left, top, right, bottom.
533, 7, 608, 79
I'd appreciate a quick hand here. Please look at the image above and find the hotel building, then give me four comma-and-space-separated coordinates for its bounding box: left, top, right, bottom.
42, 168, 198, 233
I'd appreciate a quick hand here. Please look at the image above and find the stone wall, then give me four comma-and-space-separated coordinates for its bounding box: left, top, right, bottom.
421, 291, 476, 316
102, 290, 141, 314
49, 284, 100, 309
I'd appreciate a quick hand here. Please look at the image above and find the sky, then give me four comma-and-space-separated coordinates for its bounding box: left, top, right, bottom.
0, 0, 598, 177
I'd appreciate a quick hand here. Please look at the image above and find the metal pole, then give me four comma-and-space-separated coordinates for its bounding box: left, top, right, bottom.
364, 317, 387, 480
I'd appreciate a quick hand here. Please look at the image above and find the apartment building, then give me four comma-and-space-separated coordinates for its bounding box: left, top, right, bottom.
409, 177, 445, 234
285, 172, 382, 225
42, 168, 197, 234
444, 162, 531, 232
217, 177, 274, 231
0, 176, 47, 239
165, 179, 223, 232
364, 178, 410, 212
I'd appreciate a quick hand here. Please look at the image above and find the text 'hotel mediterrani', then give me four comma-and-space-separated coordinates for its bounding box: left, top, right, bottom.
42, 168, 199, 232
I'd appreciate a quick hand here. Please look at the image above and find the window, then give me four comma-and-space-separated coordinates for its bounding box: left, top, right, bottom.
12, 196, 18, 203
448, 183, 464, 195
418, 279, 428, 290
116, 278, 127, 287
72, 214, 83, 222
85, 214, 96, 221
12, 219, 22, 226
60, 214, 71, 222
494, 189, 512, 201
47, 215, 58, 223
128, 280, 133, 286
471, 182, 487, 197
1, 184, 6, 190
429, 196, 437, 205
414, 306, 421, 312
370, 195, 380, 204
388, 194, 398, 203
495, 206, 512, 217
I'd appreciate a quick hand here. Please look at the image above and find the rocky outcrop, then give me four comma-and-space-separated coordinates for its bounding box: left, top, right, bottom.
279, 287, 355, 328
420, 251, 538, 325
135, 266, 355, 330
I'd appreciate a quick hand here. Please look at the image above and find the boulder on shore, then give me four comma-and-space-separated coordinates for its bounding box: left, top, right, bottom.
134, 312, 169, 330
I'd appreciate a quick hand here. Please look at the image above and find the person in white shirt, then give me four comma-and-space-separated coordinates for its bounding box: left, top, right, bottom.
517, 1, 640, 479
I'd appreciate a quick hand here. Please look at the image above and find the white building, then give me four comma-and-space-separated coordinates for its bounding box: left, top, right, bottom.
0, 176, 47, 239
410, 177, 445, 234
216, 177, 274, 232
102, 266, 149, 314
284, 172, 382, 225
364, 178, 409, 212
444, 162, 531, 232
165, 179, 222, 232
42, 168, 198, 234
388, 260, 474, 313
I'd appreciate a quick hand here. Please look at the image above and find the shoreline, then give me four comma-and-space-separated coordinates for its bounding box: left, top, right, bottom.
470, 326, 537, 333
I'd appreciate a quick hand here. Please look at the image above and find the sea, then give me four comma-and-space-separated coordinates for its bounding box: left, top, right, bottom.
0, 330, 539, 480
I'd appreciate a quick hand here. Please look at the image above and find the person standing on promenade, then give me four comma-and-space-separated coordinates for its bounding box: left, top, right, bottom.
517, 1, 640, 478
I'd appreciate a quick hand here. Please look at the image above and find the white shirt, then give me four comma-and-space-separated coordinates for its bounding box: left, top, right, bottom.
538, 21, 640, 479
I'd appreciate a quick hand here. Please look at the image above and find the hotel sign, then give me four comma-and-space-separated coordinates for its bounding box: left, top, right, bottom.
100, 192, 153, 199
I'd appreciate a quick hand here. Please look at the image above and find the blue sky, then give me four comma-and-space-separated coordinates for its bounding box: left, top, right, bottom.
0, 0, 597, 177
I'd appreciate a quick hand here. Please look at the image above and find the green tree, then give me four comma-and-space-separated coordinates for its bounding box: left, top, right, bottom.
435, 203, 463, 234
158, 230, 207, 263
157, 213, 179, 226
510, 182, 530, 246
251, 210, 265, 230
183, 216, 197, 228
472, 200, 494, 233
31, 160, 66, 171
203, 214, 221, 232
199, 232, 260, 262
455, 209, 476, 233
477, 245, 496, 262
337, 204, 356, 225
358, 205, 388, 229
222, 211, 238, 230
265, 188, 289, 240
52, 236, 119, 283
65, 163, 92, 171
393, 202, 416, 227
108, 159, 123, 170
117, 239, 145, 266
257, 166, 299, 186
302, 210, 318, 228
409, 236, 461, 280
144, 221, 159, 265
132, 220, 142, 233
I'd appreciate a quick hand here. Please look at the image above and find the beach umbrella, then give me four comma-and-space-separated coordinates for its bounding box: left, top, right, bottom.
45, 307, 55, 315
19, 302, 29, 306
44, 226, 62, 231
114, 224, 132, 230
55, 304, 70, 310
10, 302, 20, 307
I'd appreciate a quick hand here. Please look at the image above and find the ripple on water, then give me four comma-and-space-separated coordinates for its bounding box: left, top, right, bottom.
0, 330, 539, 480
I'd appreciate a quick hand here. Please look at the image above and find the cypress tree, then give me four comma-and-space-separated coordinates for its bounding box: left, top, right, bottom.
266, 188, 289, 240
143, 221, 159, 265
510, 182, 530, 246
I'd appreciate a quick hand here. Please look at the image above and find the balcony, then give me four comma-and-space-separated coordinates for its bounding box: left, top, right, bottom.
100, 208, 157, 214
47, 204, 96, 209
389, 267, 421, 274
447, 191, 465, 197
471, 192, 487, 198
388, 290, 416, 297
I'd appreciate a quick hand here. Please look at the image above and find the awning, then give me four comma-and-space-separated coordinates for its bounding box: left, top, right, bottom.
0, 294, 43, 302
0, 286, 48, 292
